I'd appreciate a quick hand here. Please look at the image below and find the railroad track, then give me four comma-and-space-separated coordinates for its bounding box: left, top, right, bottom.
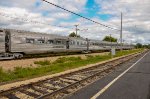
0, 51, 146, 99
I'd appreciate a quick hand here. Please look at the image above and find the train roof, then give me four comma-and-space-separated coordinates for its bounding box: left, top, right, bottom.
0, 28, 68, 39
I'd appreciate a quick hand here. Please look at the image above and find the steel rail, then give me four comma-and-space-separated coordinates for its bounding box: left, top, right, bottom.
0, 51, 146, 99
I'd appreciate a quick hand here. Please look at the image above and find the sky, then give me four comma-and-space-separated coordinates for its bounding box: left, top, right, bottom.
0, 0, 149, 44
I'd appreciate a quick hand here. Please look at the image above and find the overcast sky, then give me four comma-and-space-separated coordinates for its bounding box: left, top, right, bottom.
0, 0, 149, 44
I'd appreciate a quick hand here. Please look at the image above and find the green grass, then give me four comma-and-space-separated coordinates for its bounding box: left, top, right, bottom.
0, 49, 144, 83
34, 60, 51, 65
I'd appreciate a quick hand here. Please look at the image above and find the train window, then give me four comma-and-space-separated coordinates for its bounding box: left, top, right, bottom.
56, 40, 61, 44
26, 38, 34, 43
47, 40, 54, 44
0, 30, 3, 32
37, 39, 45, 43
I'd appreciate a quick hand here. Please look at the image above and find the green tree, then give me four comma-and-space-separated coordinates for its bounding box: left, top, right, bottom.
103, 36, 117, 42
135, 43, 143, 48
142, 44, 150, 49
69, 32, 80, 37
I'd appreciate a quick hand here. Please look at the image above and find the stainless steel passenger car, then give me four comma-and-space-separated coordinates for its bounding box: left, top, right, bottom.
0, 28, 134, 59
0, 29, 5, 53
10, 29, 68, 54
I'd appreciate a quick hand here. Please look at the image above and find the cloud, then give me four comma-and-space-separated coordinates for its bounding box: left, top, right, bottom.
95, 0, 150, 44
0, 0, 149, 44
0, 0, 36, 9
0, 0, 87, 35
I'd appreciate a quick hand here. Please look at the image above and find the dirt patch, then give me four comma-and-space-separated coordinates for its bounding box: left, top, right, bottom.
0, 52, 109, 71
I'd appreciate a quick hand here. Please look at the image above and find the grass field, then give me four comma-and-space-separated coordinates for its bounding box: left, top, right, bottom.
0, 49, 144, 83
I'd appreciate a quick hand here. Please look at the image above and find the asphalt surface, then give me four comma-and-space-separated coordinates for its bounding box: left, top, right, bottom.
66, 51, 150, 99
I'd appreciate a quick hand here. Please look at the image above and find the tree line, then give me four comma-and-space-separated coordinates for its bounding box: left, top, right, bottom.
69, 32, 117, 42
135, 43, 150, 49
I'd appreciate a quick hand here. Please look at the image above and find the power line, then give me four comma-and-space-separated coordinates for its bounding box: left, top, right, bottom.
42, 0, 119, 31
80, 25, 120, 30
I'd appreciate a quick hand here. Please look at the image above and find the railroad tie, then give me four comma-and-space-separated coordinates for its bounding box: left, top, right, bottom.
37, 84, 58, 91
30, 86, 49, 94
3, 93, 20, 99
19, 89, 40, 98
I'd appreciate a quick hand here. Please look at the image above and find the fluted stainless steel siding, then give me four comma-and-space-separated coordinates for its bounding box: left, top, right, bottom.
10, 30, 67, 54
0, 31, 5, 53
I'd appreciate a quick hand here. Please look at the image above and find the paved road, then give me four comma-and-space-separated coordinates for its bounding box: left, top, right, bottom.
66, 51, 150, 99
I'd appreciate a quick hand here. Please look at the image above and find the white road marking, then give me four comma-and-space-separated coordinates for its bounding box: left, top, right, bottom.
91, 51, 149, 99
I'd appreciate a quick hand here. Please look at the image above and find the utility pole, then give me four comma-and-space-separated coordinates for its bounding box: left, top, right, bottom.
110, 34, 112, 48
110, 34, 113, 58
120, 12, 123, 51
75, 24, 79, 37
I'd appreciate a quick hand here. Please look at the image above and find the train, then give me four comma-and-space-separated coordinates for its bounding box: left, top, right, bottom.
0, 28, 134, 59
